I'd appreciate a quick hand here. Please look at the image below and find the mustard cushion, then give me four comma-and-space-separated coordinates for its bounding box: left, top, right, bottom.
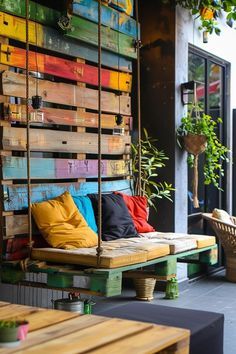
31, 192, 98, 249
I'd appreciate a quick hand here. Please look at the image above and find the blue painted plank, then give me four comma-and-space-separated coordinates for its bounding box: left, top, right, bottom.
73, 0, 139, 39
3, 180, 132, 211
1, 156, 128, 180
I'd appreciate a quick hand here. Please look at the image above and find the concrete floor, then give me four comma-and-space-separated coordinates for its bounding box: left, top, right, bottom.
92, 270, 236, 354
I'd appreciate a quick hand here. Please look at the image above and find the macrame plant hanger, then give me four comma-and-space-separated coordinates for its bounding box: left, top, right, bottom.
96, 0, 103, 267
183, 88, 207, 208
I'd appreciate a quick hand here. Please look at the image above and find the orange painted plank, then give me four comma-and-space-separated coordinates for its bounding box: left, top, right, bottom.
1, 103, 132, 130
1, 71, 131, 115
0, 44, 132, 92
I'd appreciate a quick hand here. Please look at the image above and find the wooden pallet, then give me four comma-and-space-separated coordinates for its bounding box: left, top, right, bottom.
1, 245, 218, 297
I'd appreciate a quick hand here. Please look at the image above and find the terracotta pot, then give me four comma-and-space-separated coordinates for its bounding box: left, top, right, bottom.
183, 134, 207, 155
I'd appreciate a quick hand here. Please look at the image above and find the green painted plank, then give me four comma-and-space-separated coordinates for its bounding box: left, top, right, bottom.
2, 180, 132, 211
0, 12, 132, 72
65, 16, 137, 59
72, 0, 139, 38
0, 0, 60, 27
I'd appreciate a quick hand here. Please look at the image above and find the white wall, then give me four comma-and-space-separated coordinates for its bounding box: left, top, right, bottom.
176, 7, 235, 213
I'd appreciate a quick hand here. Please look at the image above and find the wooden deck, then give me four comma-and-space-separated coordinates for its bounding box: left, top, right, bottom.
0, 302, 190, 353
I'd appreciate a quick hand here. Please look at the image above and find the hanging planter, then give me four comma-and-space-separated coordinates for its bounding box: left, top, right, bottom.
177, 104, 229, 209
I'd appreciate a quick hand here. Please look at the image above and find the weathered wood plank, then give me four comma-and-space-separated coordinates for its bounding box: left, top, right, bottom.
1, 104, 132, 130
72, 0, 138, 38
1, 71, 131, 115
3, 179, 132, 211
0, 0, 60, 27
65, 16, 136, 59
20, 319, 152, 354
0, 315, 107, 352
108, 0, 134, 16
1, 156, 129, 179
0, 44, 132, 92
0, 126, 131, 154
5, 214, 28, 237
0, 12, 132, 72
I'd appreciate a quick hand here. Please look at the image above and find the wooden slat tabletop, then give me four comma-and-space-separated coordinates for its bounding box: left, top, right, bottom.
0, 302, 190, 354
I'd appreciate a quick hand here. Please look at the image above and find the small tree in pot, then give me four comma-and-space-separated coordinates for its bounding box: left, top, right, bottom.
177, 104, 229, 207
131, 129, 174, 212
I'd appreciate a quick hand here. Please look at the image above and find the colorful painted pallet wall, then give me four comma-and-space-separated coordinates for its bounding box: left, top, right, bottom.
106, 0, 134, 16
1, 71, 131, 115
0, 45, 132, 92
72, 0, 138, 38
0, 0, 136, 265
65, 16, 137, 59
0, 12, 132, 71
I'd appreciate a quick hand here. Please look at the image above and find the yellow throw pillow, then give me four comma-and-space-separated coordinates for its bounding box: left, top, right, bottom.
31, 192, 98, 249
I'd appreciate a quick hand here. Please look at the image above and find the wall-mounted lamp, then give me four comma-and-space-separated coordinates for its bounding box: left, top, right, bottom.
181, 80, 203, 105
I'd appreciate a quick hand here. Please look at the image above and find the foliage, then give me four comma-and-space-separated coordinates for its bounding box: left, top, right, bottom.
131, 129, 174, 211
177, 105, 229, 189
0, 320, 18, 329
162, 0, 236, 35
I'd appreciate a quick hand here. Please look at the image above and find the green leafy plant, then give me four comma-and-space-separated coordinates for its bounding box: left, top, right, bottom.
177, 105, 229, 189
132, 129, 174, 211
162, 0, 236, 36
0, 320, 18, 329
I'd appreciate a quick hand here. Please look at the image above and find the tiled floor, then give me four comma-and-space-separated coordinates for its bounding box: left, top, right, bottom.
92, 270, 236, 354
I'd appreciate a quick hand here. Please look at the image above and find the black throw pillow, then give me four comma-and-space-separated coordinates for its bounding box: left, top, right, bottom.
89, 194, 138, 241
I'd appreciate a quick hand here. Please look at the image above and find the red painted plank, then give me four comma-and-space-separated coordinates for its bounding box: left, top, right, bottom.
0, 44, 132, 92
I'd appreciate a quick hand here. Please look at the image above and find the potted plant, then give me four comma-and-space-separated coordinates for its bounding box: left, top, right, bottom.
131, 128, 174, 212
177, 104, 229, 207
0, 319, 29, 344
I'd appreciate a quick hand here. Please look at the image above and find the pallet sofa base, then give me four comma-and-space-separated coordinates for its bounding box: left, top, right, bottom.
1, 245, 217, 298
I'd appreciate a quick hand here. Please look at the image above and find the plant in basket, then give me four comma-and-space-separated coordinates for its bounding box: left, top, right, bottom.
177, 104, 229, 207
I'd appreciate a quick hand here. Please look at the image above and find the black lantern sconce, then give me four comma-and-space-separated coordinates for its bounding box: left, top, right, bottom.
181, 80, 203, 105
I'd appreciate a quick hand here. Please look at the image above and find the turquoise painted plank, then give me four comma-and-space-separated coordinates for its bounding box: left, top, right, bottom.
0, 0, 60, 27
73, 0, 139, 39
3, 180, 132, 211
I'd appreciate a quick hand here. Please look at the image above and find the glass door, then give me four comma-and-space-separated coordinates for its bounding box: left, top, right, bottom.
188, 47, 228, 234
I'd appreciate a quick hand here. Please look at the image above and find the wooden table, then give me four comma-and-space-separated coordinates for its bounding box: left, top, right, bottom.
0, 302, 190, 353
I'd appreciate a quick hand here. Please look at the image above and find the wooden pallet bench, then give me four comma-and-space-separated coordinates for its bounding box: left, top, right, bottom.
1, 244, 217, 297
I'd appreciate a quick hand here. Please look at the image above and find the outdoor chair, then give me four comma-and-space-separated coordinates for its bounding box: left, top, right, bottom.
203, 212, 236, 282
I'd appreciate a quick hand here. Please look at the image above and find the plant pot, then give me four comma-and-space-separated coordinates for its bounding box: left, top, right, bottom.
0, 326, 19, 343
183, 134, 207, 155
17, 321, 29, 341
134, 278, 156, 301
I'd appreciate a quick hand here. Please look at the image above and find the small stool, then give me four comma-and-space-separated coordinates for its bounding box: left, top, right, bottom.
97, 303, 224, 354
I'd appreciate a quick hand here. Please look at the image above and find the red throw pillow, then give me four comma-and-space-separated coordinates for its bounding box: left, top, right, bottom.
115, 193, 155, 233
